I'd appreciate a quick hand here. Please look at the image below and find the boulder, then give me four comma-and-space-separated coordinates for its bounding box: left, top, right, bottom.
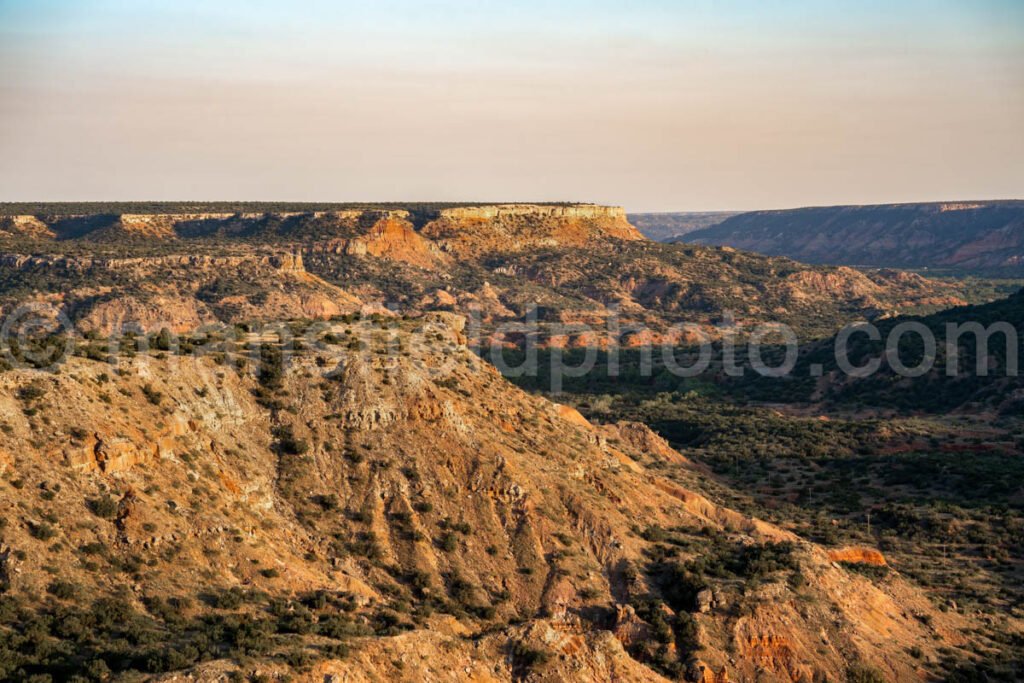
95, 436, 145, 473
688, 659, 729, 683
612, 604, 650, 648
696, 587, 714, 614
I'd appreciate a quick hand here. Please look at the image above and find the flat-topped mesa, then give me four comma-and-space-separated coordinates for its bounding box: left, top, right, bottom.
0, 215, 55, 238
420, 204, 644, 257
436, 204, 628, 221
117, 213, 237, 239
0, 204, 645, 264
143, 204, 646, 256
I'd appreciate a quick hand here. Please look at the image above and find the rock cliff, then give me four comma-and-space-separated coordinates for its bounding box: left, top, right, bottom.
0, 204, 640, 257
420, 204, 642, 257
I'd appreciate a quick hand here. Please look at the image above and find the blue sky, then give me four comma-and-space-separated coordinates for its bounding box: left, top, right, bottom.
1, 0, 1021, 209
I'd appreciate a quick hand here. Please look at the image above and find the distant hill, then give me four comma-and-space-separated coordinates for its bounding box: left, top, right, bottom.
628, 211, 740, 242
681, 201, 1024, 271
739, 288, 1024, 412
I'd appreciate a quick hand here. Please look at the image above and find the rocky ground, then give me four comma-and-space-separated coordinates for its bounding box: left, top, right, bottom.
0, 314, 1010, 681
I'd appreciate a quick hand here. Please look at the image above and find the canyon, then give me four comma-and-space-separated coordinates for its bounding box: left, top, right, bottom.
0, 203, 1020, 681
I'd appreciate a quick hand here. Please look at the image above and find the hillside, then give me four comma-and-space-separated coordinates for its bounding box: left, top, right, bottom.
0, 313, 997, 681
682, 201, 1024, 272
736, 288, 1024, 412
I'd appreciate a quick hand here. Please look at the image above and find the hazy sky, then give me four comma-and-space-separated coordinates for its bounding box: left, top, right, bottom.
1, 0, 1022, 210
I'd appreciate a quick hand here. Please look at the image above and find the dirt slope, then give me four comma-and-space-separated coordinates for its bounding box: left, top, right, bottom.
0, 314, 990, 681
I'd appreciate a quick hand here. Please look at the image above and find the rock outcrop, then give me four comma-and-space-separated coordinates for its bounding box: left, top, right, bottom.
0, 215, 54, 238
828, 547, 889, 567
600, 420, 689, 465
420, 204, 643, 257
0, 248, 364, 335
307, 210, 448, 269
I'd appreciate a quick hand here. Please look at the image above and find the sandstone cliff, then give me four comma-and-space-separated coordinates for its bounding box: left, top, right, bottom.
419, 204, 643, 257
0, 204, 640, 260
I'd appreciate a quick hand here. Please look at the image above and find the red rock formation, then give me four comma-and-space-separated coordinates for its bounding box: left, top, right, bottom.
335, 211, 449, 269
828, 547, 888, 566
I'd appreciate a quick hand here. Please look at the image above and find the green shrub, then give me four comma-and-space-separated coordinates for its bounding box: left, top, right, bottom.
274, 426, 309, 456
510, 641, 550, 673
17, 384, 47, 402
141, 383, 163, 406
438, 532, 458, 553
846, 664, 887, 683
46, 581, 80, 600
87, 495, 120, 520
28, 521, 57, 541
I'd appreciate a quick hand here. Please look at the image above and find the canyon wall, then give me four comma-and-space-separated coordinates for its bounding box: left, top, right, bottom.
0, 204, 643, 260
682, 201, 1024, 271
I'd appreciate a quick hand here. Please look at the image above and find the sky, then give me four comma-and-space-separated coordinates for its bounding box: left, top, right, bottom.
0, 0, 1022, 211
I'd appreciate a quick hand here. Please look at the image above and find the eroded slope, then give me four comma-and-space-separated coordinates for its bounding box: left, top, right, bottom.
0, 315, 991, 681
